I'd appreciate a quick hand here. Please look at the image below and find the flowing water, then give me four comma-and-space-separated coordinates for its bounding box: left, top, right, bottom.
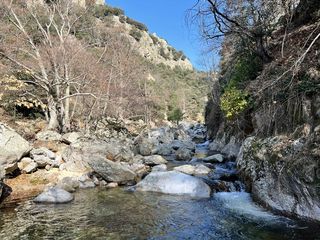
0, 141, 319, 239
0, 188, 319, 240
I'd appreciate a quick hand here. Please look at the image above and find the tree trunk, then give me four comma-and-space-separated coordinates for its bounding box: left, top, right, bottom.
47, 96, 59, 130
63, 84, 71, 132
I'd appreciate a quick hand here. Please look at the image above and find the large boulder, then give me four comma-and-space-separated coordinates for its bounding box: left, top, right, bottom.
0, 123, 32, 173
237, 135, 320, 221
62, 139, 135, 172
135, 171, 211, 198
33, 187, 74, 204
88, 156, 136, 184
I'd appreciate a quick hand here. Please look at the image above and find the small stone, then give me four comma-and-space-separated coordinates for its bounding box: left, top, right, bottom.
22, 162, 38, 174
106, 182, 118, 188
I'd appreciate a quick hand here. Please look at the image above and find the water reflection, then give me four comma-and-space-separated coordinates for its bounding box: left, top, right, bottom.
0, 188, 319, 240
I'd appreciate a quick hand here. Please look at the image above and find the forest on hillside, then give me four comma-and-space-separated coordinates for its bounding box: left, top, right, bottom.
0, 0, 210, 133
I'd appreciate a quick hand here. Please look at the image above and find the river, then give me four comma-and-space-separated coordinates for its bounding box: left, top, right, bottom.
0, 187, 319, 239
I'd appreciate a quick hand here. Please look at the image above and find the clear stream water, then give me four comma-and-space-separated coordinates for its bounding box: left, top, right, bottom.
0, 141, 319, 239
0, 188, 319, 240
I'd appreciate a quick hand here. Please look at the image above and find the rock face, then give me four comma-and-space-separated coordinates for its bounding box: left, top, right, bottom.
237, 136, 320, 221
33, 187, 74, 204
135, 171, 211, 198
0, 123, 32, 173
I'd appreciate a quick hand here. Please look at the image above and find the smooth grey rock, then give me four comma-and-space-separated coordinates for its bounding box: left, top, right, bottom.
203, 154, 224, 163
135, 171, 211, 198
33, 187, 74, 203
0, 123, 31, 172
152, 164, 167, 172
143, 155, 168, 165
174, 164, 211, 176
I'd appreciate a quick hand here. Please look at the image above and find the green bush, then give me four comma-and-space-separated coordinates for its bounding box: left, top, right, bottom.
94, 5, 124, 19
228, 53, 263, 88
168, 108, 184, 124
220, 87, 250, 120
126, 17, 148, 32
129, 29, 142, 41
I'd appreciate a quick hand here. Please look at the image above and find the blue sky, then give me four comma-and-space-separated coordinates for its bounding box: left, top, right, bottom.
106, 0, 217, 70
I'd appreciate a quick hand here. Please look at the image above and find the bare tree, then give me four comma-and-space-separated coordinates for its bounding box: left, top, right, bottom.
0, 0, 96, 131
192, 0, 288, 63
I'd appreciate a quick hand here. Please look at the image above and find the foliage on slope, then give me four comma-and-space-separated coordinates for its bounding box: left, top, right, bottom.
205, 0, 320, 139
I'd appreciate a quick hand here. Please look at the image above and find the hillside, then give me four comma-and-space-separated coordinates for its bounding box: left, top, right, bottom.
0, 1, 210, 132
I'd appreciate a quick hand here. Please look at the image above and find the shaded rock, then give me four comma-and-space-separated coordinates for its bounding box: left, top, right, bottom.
221, 137, 240, 160
135, 171, 211, 198
152, 164, 167, 172
36, 130, 62, 141
203, 154, 224, 163
33, 187, 74, 204
0, 123, 32, 172
143, 155, 168, 165
156, 144, 173, 155
174, 164, 211, 176
175, 147, 192, 161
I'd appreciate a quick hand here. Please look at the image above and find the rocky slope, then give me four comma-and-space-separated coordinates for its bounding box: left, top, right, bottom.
106, 15, 193, 70
205, 0, 320, 221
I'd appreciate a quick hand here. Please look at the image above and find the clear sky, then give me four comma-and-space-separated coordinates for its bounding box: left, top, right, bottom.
106, 0, 215, 71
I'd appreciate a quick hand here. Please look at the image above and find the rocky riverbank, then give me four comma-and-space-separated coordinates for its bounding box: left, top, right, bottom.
0, 121, 242, 206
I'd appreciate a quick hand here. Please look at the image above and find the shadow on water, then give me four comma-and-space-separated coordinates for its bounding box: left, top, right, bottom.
0, 188, 319, 240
